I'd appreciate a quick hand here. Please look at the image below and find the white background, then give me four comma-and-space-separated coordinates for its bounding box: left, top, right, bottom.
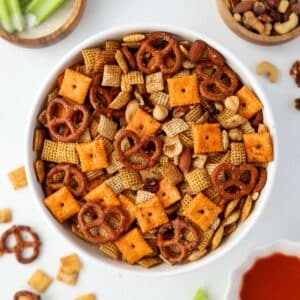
0, 1, 299, 299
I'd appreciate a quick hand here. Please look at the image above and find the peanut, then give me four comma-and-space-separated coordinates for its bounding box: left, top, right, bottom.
178, 147, 192, 173
125, 100, 139, 123
153, 104, 169, 121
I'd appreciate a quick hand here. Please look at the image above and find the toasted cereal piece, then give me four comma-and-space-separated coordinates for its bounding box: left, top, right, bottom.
123, 33, 145, 43
207, 152, 225, 164
0, 208, 12, 223
184, 193, 221, 231
84, 182, 120, 206
97, 115, 118, 141
139, 165, 162, 181
160, 163, 183, 185
109, 91, 131, 110
162, 118, 189, 137
27, 269, 52, 293
145, 72, 164, 93
223, 210, 240, 226
74, 293, 96, 300
105, 174, 126, 195
184, 168, 211, 195
220, 150, 231, 164
126, 107, 161, 137
230, 142, 247, 165
60, 253, 81, 274
122, 71, 144, 86
224, 199, 240, 218
47, 87, 59, 102
33, 128, 46, 152
41, 140, 78, 164
136, 196, 169, 232
115, 49, 129, 74
82, 48, 99, 74
115, 228, 153, 264
167, 75, 200, 107
240, 121, 255, 134
8, 166, 27, 190
44, 187, 80, 223
106, 40, 120, 50
216, 108, 235, 124
97, 136, 114, 154
157, 178, 181, 208
76, 140, 108, 172
184, 105, 202, 123
192, 123, 223, 154
137, 257, 162, 268
180, 194, 194, 213
85, 169, 103, 181
237, 86, 264, 120
119, 169, 142, 190
56, 267, 78, 286
240, 195, 253, 222
243, 132, 273, 163
149, 91, 170, 108
121, 74, 133, 92
121, 42, 142, 48
106, 152, 123, 175
94, 49, 116, 73
78, 128, 92, 143
159, 155, 169, 166
59, 69, 92, 104
102, 65, 122, 87
173, 69, 191, 78
98, 242, 121, 260
136, 190, 155, 205
211, 225, 224, 250
179, 132, 194, 148
192, 154, 208, 169
205, 163, 219, 176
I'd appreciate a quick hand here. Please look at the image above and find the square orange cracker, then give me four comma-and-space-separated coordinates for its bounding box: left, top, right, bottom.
76, 139, 108, 172
0, 208, 12, 223
60, 253, 81, 274
115, 228, 153, 264
8, 166, 27, 190
44, 187, 80, 223
157, 178, 181, 208
119, 194, 137, 226
27, 269, 52, 293
184, 193, 221, 231
192, 123, 223, 154
243, 132, 273, 163
167, 74, 200, 107
75, 294, 96, 300
59, 68, 92, 104
136, 196, 168, 232
84, 182, 120, 206
237, 86, 264, 120
126, 107, 161, 137
56, 267, 78, 286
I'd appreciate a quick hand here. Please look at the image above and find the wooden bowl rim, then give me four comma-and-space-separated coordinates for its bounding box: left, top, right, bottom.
0, 0, 86, 48
216, 0, 300, 45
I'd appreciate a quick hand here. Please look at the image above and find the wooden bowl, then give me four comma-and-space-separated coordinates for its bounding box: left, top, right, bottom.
0, 0, 86, 48
216, 0, 300, 45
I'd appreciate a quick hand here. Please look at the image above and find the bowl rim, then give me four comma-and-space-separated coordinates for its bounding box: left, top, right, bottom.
24, 23, 278, 277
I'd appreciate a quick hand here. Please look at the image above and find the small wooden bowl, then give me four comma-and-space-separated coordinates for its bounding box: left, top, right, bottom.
216, 0, 300, 45
0, 0, 86, 48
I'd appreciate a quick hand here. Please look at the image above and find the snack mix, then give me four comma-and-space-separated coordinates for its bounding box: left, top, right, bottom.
226, 0, 300, 36
33, 31, 274, 267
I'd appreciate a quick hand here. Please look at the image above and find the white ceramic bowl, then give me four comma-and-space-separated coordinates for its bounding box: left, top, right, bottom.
24, 24, 277, 277
225, 240, 300, 299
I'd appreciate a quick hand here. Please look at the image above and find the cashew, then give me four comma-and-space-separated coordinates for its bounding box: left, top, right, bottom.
224, 96, 239, 113
215, 102, 224, 113
222, 115, 247, 129
125, 100, 139, 123
228, 128, 243, 141
256, 61, 279, 83
233, 13, 242, 22
243, 11, 265, 34
278, 0, 289, 13
263, 23, 273, 36
222, 130, 229, 151
274, 13, 299, 34
153, 104, 168, 121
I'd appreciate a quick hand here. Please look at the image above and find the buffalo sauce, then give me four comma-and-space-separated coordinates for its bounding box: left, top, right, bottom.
240, 253, 300, 300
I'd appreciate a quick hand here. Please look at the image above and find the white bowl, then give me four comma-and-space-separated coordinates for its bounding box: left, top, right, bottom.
225, 240, 300, 299
24, 24, 277, 277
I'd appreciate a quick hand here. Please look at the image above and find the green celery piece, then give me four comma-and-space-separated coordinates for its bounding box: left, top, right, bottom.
25, 0, 65, 25
0, 0, 14, 33
7, 0, 25, 32
193, 288, 208, 300
19, 0, 32, 11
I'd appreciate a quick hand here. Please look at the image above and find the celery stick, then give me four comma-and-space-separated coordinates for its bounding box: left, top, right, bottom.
7, 0, 25, 32
19, 0, 32, 12
193, 288, 208, 300
25, 0, 65, 26
0, 0, 14, 33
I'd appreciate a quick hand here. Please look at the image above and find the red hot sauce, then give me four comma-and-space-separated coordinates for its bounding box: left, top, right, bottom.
240, 253, 300, 300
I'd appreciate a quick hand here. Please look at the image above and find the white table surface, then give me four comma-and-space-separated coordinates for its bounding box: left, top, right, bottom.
0, 0, 299, 299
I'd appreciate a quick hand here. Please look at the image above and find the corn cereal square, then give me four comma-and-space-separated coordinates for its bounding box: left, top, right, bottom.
59, 69, 92, 104
184, 193, 221, 231
167, 75, 200, 107
184, 168, 211, 195
157, 179, 181, 208
243, 132, 273, 163
56, 267, 78, 286
115, 228, 153, 264
119, 194, 137, 225
0, 208, 12, 223
102, 65, 122, 87
44, 187, 80, 223
145, 72, 164, 93
8, 166, 27, 190
192, 124, 223, 153
136, 196, 168, 232
60, 253, 81, 273
27, 269, 52, 293
76, 139, 108, 172
237, 86, 264, 120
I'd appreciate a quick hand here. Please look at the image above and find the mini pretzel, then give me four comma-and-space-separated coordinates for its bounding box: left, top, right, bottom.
211, 163, 258, 200
136, 32, 182, 75
157, 217, 200, 265
214, 66, 239, 96
0, 225, 41, 264
14, 290, 41, 300
89, 73, 123, 118
253, 168, 267, 193
195, 60, 219, 81
78, 202, 127, 244
207, 46, 225, 66
45, 163, 87, 196
199, 78, 227, 101
251, 110, 263, 127
46, 97, 90, 142
121, 46, 137, 70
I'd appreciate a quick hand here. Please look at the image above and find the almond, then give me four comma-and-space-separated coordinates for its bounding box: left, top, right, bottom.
178, 147, 192, 173
188, 40, 207, 64
233, 0, 254, 13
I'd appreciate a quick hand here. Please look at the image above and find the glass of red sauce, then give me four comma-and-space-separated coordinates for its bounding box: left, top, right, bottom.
225, 240, 300, 300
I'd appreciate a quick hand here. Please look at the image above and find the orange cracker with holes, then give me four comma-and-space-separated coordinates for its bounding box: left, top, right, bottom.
237, 86, 264, 120
157, 178, 181, 208
136, 196, 169, 232
76, 139, 108, 172
192, 123, 223, 154
59, 68, 92, 104
126, 107, 161, 136
167, 74, 200, 107
119, 194, 137, 226
84, 182, 120, 206
115, 228, 153, 264
243, 132, 273, 163
44, 187, 81, 223
27, 269, 53, 293
184, 193, 221, 231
